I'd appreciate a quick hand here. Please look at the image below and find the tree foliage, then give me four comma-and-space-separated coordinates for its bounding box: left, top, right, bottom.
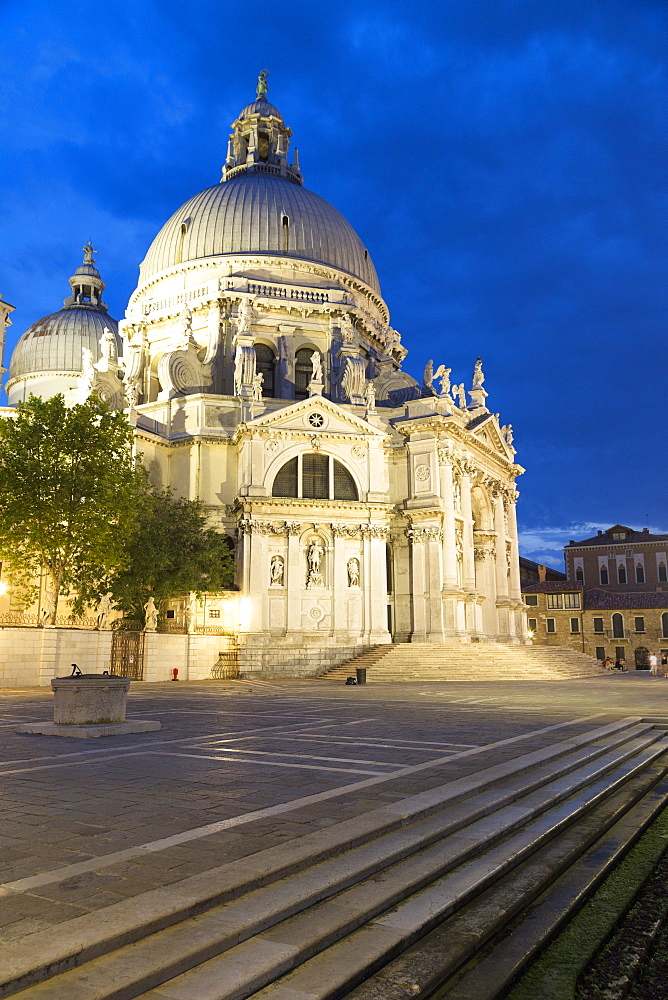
103, 490, 235, 622
0, 394, 148, 620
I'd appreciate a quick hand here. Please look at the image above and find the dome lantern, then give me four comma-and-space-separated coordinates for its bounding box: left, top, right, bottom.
63, 242, 109, 311
222, 72, 303, 186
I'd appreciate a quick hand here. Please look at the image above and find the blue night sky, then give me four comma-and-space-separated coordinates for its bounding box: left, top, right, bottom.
1, 0, 666, 568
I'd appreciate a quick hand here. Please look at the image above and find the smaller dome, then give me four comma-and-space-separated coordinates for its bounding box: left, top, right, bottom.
238, 98, 284, 121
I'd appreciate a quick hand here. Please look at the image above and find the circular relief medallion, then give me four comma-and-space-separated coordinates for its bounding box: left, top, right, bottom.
352, 445, 365, 459
415, 464, 431, 482
310, 606, 325, 621
265, 439, 279, 452
308, 412, 325, 428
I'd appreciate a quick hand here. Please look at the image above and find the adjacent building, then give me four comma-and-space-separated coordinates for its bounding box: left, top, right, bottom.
564, 525, 668, 593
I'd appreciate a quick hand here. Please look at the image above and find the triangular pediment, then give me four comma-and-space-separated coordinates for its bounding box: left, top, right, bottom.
468, 412, 514, 458
244, 394, 386, 438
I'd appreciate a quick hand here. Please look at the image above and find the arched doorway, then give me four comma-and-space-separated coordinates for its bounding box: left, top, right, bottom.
634, 646, 649, 670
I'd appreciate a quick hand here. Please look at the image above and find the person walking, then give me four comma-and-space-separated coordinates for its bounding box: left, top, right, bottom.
649, 652, 659, 676
661, 652, 668, 677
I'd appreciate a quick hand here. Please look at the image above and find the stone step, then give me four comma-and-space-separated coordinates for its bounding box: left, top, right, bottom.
4, 722, 664, 1000
345, 769, 668, 1000
133, 739, 668, 999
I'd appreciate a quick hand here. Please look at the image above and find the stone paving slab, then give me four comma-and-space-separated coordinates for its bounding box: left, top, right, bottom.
0, 674, 665, 949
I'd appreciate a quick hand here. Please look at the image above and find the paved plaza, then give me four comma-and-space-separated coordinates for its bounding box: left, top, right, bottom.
0, 673, 666, 951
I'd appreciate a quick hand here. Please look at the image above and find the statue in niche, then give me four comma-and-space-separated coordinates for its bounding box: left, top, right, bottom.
252, 372, 264, 401
347, 557, 360, 588
270, 555, 284, 587
96, 592, 114, 629
306, 538, 325, 588
310, 351, 323, 383
472, 356, 485, 389
143, 596, 158, 632
453, 478, 462, 512
434, 365, 452, 397
453, 383, 467, 409
233, 344, 244, 394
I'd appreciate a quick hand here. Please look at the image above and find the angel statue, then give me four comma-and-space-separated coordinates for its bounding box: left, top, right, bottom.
433, 365, 452, 397
453, 383, 467, 409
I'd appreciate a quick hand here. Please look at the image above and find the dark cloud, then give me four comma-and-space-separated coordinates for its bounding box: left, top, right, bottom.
1, 0, 666, 561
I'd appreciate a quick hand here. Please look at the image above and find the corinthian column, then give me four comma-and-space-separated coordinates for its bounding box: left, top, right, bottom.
438, 446, 459, 590
492, 488, 510, 601
459, 461, 476, 591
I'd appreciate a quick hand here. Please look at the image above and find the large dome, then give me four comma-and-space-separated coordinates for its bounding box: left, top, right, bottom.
139, 174, 380, 293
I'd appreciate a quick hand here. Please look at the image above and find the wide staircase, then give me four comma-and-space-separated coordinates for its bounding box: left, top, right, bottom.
3, 719, 668, 999
323, 641, 605, 682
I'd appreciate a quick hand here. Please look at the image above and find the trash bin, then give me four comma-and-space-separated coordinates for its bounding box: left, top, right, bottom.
356, 667, 367, 685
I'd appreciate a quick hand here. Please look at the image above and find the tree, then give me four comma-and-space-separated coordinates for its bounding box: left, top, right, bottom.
0, 394, 148, 621
103, 489, 235, 623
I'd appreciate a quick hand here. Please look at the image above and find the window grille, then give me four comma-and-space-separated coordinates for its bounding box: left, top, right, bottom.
302, 453, 329, 499
333, 460, 358, 500
272, 457, 298, 497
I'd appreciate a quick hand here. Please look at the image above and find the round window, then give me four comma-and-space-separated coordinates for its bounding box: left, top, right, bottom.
308, 412, 325, 428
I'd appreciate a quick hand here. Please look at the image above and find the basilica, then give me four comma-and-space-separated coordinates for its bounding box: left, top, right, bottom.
2, 78, 527, 675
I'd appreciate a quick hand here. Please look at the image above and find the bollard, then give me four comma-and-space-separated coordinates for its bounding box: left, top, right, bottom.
356, 667, 367, 685
172, 668, 179, 682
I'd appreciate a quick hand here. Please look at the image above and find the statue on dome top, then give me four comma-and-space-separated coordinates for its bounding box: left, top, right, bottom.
256, 69, 269, 99
472, 356, 485, 389
82, 241, 97, 265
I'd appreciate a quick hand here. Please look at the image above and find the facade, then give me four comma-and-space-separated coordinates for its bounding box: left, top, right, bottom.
4, 81, 527, 674
519, 556, 565, 586
565, 524, 668, 593
523, 581, 668, 668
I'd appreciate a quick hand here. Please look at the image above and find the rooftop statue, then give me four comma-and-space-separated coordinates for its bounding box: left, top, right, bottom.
472, 356, 485, 389
82, 241, 97, 265
256, 69, 269, 99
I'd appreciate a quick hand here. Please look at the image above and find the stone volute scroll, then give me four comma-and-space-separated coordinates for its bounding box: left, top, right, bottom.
156, 306, 213, 401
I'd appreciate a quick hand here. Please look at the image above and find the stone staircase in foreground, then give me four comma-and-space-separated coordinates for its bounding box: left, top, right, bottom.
323, 641, 605, 682
3, 720, 668, 1000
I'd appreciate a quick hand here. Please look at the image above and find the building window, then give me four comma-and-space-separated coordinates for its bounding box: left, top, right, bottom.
272, 453, 358, 501
612, 613, 624, 639
547, 594, 563, 610
617, 565, 627, 585
600, 566, 609, 585
528, 618, 537, 631
570, 618, 580, 634
575, 567, 584, 582
636, 565, 645, 584
662, 612, 668, 638
593, 618, 604, 633
612, 532, 626, 540
626, 549, 634, 558
524, 595, 538, 606
564, 593, 581, 609
595, 646, 606, 661
546, 618, 556, 633
634, 617, 645, 633
255, 344, 276, 397
165, 609, 175, 619
295, 348, 316, 401
209, 609, 220, 619
659, 563, 667, 583
386, 543, 393, 594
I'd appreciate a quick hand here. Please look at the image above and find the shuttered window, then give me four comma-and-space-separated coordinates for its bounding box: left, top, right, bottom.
271, 454, 359, 501
333, 460, 358, 500
302, 453, 329, 499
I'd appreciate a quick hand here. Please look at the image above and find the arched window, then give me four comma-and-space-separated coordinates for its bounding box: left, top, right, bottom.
295, 348, 314, 401
662, 612, 668, 638
282, 215, 289, 254
255, 344, 276, 397
659, 563, 667, 583
636, 564, 645, 584
600, 566, 609, 585
575, 567, 584, 582
272, 453, 359, 501
612, 613, 624, 638
618, 564, 627, 584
